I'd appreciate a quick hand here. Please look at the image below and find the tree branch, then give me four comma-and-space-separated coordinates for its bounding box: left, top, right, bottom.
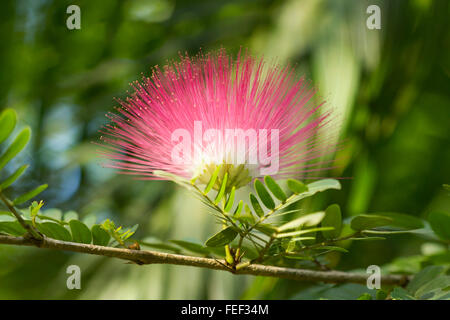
0, 234, 410, 286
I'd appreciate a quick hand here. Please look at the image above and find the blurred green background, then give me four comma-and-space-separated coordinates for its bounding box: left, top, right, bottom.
0, 0, 449, 299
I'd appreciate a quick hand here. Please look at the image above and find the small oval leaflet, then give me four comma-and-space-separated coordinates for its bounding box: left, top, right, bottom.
205, 226, 238, 247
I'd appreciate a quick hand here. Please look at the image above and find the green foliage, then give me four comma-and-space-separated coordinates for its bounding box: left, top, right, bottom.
0, 109, 17, 144
321, 204, 342, 239
254, 179, 275, 209
428, 211, 450, 240
205, 226, 238, 247
391, 266, 450, 300
264, 176, 287, 202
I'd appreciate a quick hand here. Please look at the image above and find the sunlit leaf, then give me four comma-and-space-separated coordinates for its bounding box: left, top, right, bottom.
204, 165, 221, 194
287, 179, 308, 194
278, 212, 325, 232
224, 186, 235, 212
264, 176, 287, 202
0, 164, 28, 191
214, 172, 228, 204
0, 126, 31, 171
0, 109, 16, 144
12, 184, 48, 206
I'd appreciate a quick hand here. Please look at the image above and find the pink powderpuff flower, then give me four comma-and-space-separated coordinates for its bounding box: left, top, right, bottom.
100, 49, 338, 190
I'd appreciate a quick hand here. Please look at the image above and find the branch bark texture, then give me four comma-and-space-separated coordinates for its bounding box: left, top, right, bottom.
0, 234, 409, 286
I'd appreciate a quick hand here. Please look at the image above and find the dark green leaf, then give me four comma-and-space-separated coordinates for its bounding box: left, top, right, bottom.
91, 224, 111, 246
264, 176, 287, 202
205, 226, 238, 247
0, 164, 28, 191
69, 220, 92, 244
287, 179, 308, 194
321, 204, 342, 239
350, 214, 393, 231
250, 193, 264, 217
376, 290, 388, 300
0, 126, 31, 171
13, 184, 48, 205
0, 215, 27, 236
428, 211, 450, 240
0, 109, 16, 144
370, 212, 424, 230
254, 179, 275, 209
36, 222, 72, 241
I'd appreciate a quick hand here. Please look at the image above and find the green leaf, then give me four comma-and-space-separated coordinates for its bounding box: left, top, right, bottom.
214, 172, 228, 204
0, 216, 27, 236
350, 214, 393, 231
370, 212, 424, 230
276, 226, 333, 238
12, 184, 48, 205
0, 164, 28, 191
69, 220, 92, 244
357, 293, 372, 300
236, 204, 256, 225
278, 212, 326, 232
264, 176, 287, 202
205, 226, 238, 247
233, 200, 243, 217
204, 165, 221, 194
169, 239, 210, 255
376, 290, 388, 300
249, 193, 264, 217
0, 109, 17, 144
224, 186, 235, 212
278, 179, 341, 211
390, 287, 416, 300
0, 126, 31, 171
287, 179, 308, 194
428, 211, 450, 240
36, 222, 71, 241
254, 179, 275, 209
321, 204, 342, 239
91, 224, 111, 246
407, 266, 446, 295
